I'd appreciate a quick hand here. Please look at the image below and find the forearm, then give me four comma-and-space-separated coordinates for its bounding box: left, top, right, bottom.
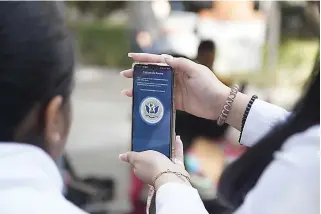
217, 88, 290, 147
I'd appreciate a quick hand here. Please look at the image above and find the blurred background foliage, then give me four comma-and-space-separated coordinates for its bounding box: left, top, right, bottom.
67, 1, 131, 67
66, 1, 319, 75
69, 21, 131, 67
67, 1, 125, 19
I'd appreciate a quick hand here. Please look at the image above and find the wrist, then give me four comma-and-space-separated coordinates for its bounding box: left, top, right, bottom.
154, 173, 191, 191
225, 92, 251, 130
213, 85, 251, 131
212, 85, 230, 120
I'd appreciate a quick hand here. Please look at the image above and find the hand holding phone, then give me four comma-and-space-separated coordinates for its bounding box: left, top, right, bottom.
131, 63, 175, 158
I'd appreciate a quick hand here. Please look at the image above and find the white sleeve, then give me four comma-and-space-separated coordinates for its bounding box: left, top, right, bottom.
156, 183, 208, 214
240, 99, 291, 147
234, 126, 320, 214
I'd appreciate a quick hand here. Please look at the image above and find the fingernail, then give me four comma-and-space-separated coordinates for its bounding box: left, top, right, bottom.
128, 53, 133, 57
121, 90, 127, 96
120, 71, 124, 76
176, 135, 181, 141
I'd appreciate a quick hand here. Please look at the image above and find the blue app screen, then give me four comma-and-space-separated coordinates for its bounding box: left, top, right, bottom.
132, 64, 173, 158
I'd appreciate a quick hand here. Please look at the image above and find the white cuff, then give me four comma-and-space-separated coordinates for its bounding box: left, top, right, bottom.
240, 100, 290, 147
156, 183, 208, 214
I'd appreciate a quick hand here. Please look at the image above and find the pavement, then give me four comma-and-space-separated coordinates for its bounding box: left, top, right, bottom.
66, 67, 133, 213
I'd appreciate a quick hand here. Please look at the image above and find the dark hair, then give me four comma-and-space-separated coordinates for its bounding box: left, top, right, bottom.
0, 2, 74, 142
198, 40, 216, 54
217, 50, 320, 211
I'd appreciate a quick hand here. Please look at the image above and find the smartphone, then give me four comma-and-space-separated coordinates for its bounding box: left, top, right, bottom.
131, 63, 175, 159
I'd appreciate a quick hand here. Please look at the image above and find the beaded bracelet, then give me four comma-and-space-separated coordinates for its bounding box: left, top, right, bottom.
217, 84, 239, 126
238, 95, 258, 143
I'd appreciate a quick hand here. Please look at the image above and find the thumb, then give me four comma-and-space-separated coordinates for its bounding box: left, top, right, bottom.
119, 151, 140, 166
173, 136, 184, 167
162, 54, 199, 77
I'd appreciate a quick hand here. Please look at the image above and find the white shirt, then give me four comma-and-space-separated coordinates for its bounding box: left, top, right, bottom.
156, 100, 320, 214
0, 144, 87, 214
0, 100, 319, 214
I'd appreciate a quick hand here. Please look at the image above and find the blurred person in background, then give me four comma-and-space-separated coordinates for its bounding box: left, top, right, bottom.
196, 40, 216, 70
120, 46, 319, 214
196, 40, 232, 87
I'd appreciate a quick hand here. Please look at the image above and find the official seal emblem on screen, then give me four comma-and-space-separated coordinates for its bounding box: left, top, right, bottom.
140, 97, 164, 124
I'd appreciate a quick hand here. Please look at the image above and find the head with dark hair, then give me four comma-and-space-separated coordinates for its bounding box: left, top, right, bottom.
197, 40, 216, 70
0, 2, 74, 159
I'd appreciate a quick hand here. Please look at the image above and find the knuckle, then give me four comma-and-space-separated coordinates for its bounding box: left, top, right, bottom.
175, 57, 186, 70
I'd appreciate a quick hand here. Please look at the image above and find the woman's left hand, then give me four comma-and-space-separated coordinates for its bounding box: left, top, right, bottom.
119, 136, 191, 190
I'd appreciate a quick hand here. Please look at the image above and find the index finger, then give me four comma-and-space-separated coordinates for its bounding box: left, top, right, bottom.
128, 53, 165, 64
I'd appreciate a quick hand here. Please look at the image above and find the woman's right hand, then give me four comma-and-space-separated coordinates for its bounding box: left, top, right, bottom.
120, 53, 230, 120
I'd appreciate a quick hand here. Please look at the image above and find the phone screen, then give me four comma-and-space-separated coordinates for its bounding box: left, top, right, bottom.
131, 64, 174, 158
